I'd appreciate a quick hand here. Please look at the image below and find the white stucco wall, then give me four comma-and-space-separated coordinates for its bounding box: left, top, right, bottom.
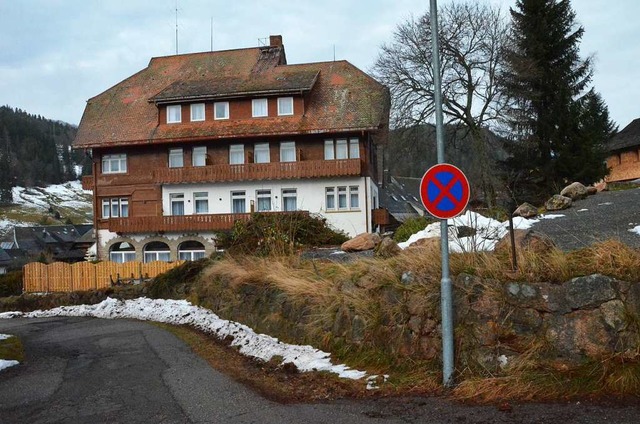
161, 177, 373, 237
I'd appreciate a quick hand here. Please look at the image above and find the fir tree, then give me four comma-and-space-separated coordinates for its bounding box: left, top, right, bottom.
502, 0, 609, 199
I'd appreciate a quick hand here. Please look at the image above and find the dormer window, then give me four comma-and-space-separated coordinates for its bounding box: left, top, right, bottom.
190, 103, 205, 121
277, 97, 293, 116
214, 102, 229, 120
252, 98, 268, 117
167, 105, 182, 123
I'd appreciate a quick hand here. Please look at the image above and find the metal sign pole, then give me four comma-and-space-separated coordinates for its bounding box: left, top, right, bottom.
429, 0, 454, 388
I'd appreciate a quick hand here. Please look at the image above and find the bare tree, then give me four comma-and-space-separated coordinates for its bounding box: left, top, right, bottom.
372, 2, 510, 205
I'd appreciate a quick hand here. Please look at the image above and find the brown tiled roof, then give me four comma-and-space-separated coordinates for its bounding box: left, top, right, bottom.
74, 44, 389, 148
607, 118, 640, 152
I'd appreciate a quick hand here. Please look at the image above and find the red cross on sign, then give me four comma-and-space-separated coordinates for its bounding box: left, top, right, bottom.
420, 163, 470, 219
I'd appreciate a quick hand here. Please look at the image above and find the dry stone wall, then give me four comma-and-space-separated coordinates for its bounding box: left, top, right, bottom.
196, 273, 639, 368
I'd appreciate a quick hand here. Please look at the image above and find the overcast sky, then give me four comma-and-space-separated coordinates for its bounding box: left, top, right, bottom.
1, 0, 637, 128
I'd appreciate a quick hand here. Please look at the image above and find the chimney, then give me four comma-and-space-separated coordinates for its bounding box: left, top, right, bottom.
269, 35, 283, 48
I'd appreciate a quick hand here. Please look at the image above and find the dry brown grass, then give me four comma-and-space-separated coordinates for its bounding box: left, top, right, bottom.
191, 239, 640, 403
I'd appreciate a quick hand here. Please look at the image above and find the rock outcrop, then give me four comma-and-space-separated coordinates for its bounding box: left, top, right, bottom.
341, 233, 381, 252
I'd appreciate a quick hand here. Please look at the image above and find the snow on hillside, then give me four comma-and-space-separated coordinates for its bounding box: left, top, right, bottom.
0, 181, 92, 236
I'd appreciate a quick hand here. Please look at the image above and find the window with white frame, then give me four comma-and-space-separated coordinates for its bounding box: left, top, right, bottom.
229, 144, 244, 165
178, 241, 206, 261
109, 242, 135, 263
349, 138, 360, 158
282, 188, 297, 211
349, 186, 360, 208
325, 187, 336, 210
214, 102, 229, 120
170, 193, 185, 216
167, 105, 182, 123
231, 191, 246, 213
324, 140, 335, 160
169, 148, 184, 168
277, 97, 293, 116
323, 138, 360, 160
192, 146, 207, 167
256, 189, 271, 212
338, 186, 348, 209
194, 192, 209, 214
252, 98, 268, 117
280, 141, 296, 162
143, 241, 171, 263
254, 143, 270, 163
102, 154, 127, 174
101, 198, 129, 218
190, 103, 205, 121
326, 186, 359, 210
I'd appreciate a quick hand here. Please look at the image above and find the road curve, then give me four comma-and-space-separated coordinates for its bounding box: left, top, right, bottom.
0, 317, 638, 424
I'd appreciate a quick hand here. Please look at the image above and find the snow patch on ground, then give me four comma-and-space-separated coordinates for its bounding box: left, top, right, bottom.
0, 298, 367, 380
0, 359, 19, 371
629, 226, 640, 236
398, 211, 542, 252
0, 334, 19, 372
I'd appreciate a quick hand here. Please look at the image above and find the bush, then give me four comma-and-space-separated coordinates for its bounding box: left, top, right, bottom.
393, 216, 433, 242
147, 258, 213, 299
0, 271, 22, 297
216, 212, 349, 256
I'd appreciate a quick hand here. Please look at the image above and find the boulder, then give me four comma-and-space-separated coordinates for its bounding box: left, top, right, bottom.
494, 229, 557, 255
513, 202, 538, 218
374, 237, 401, 258
586, 186, 598, 196
560, 182, 588, 200
341, 232, 381, 252
566, 274, 617, 310
456, 225, 476, 238
545, 194, 572, 211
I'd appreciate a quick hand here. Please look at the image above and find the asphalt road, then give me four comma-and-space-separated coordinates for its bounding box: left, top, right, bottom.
530, 187, 640, 250
1, 317, 639, 423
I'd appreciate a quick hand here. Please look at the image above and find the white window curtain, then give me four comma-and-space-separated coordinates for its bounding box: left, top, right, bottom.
229, 144, 244, 165
280, 141, 296, 162
252, 99, 268, 117
254, 143, 270, 163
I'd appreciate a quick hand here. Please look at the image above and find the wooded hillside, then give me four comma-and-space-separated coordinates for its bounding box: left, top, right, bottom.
0, 106, 91, 203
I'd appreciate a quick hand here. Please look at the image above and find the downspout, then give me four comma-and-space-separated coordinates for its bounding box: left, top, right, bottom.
364, 177, 370, 233
93, 157, 99, 260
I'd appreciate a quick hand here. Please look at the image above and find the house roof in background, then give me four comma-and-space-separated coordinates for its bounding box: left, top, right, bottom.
379, 176, 426, 222
608, 118, 640, 152
74, 41, 389, 149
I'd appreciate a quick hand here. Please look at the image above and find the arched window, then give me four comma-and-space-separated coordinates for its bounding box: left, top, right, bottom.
110, 242, 135, 263
178, 240, 206, 261
143, 241, 171, 263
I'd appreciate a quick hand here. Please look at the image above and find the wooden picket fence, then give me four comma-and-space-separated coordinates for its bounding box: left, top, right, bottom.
22, 261, 185, 293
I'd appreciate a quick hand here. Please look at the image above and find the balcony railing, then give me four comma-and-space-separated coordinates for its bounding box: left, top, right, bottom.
107, 211, 308, 234
153, 159, 362, 184
82, 175, 94, 191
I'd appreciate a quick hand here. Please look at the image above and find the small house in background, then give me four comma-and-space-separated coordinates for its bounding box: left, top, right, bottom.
0, 248, 11, 274
606, 118, 640, 182
375, 176, 426, 232
74, 35, 390, 262
0, 224, 94, 269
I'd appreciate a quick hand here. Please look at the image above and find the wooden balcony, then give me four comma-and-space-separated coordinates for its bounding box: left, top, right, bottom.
82, 175, 94, 190
153, 159, 362, 184
107, 212, 306, 234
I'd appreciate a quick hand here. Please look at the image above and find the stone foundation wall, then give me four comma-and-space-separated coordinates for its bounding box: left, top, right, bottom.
196, 273, 640, 367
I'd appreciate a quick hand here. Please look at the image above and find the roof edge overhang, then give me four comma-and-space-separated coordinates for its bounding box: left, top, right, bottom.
149, 87, 313, 105
73, 125, 381, 149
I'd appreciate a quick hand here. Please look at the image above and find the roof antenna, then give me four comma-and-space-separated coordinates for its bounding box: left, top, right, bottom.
333, 44, 336, 61
175, 0, 179, 54
258, 37, 268, 46
210, 17, 214, 51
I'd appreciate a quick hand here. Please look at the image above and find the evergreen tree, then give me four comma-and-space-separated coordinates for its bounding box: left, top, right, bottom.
0, 127, 14, 204
502, 0, 609, 199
